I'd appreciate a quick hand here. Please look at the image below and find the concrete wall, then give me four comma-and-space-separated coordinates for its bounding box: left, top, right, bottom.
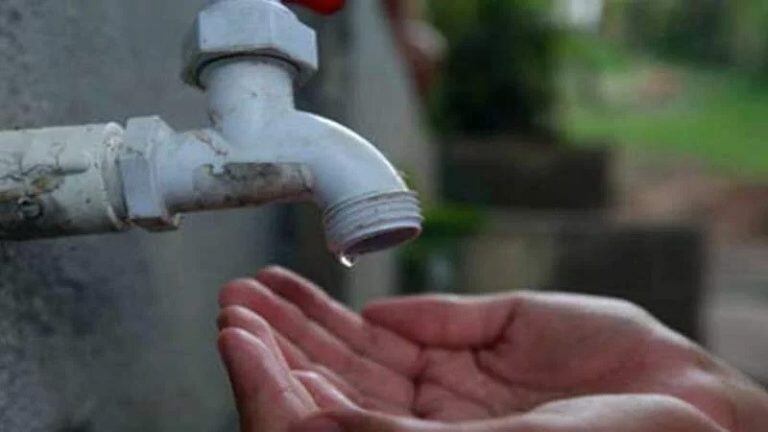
0, 1, 276, 430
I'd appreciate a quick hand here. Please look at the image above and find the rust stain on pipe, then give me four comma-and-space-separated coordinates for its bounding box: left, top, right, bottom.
179, 162, 313, 213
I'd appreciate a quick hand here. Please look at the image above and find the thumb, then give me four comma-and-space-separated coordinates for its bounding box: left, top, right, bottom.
290, 410, 439, 432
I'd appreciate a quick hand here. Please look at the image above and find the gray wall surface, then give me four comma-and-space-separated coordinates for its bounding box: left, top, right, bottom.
0, 1, 276, 430
334, 1, 437, 308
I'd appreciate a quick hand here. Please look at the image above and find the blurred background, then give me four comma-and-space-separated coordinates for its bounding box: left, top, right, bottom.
0, 0, 766, 430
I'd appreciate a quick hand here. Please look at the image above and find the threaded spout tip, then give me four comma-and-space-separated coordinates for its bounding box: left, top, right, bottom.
323, 191, 422, 257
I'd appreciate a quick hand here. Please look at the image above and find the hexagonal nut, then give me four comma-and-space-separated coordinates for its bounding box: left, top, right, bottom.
182, 0, 318, 88
118, 117, 181, 231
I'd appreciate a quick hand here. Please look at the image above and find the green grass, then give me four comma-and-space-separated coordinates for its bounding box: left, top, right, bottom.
560, 63, 768, 178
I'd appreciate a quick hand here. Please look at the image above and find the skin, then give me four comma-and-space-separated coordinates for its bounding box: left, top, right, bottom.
217, 266, 768, 432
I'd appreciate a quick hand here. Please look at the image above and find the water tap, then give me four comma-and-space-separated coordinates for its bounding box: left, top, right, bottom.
0, 0, 422, 263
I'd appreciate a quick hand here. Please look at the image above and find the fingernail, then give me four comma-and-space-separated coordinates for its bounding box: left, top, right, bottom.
294, 416, 344, 432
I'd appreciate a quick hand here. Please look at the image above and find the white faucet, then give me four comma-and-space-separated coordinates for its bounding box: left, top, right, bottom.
0, 0, 422, 262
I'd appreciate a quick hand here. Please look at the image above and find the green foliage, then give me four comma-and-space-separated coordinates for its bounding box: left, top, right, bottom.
727, 0, 768, 75
558, 0, 768, 176
399, 205, 487, 293
400, 205, 486, 259
626, 0, 729, 65
611, 0, 768, 75
559, 32, 631, 72
418, 205, 486, 242
427, 0, 558, 135
561, 65, 768, 177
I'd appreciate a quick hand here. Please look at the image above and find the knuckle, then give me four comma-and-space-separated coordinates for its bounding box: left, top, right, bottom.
640, 395, 713, 425
218, 278, 257, 306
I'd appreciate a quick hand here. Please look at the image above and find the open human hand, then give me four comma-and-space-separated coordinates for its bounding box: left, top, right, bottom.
217, 266, 768, 431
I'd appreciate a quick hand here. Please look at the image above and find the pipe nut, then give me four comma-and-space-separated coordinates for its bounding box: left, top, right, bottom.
119, 117, 181, 232
183, 0, 318, 89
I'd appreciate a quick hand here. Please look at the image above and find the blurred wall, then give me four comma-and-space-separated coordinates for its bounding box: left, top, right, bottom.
0, 1, 277, 430
343, 1, 437, 307
292, 1, 438, 308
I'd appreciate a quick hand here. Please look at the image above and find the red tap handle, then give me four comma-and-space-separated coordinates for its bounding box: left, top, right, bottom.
285, 0, 345, 14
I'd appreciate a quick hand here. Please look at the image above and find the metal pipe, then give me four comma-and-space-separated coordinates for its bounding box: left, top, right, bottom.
0, 0, 422, 262
0, 124, 128, 238
199, 57, 422, 258
202, 58, 296, 141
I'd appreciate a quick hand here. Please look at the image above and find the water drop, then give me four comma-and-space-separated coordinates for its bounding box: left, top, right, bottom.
338, 253, 358, 269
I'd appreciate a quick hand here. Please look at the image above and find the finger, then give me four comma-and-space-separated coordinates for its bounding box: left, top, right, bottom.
291, 410, 536, 432
299, 411, 531, 432
293, 370, 359, 411
293, 410, 536, 432
272, 327, 313, 368
281, 332, 412, 415
217, 302, 353, 399
336, 399, 726, 432
275, 332, 364, 404
218, 328, 317, 431
220, 278, 414, 409
217, 306, 375, 413
218, 305, 291, 369
291, 411, 441, 432
257, 266, 422, 376
362, 294, 521, 348
525, 394, 729, 432
219, 301, 363, 405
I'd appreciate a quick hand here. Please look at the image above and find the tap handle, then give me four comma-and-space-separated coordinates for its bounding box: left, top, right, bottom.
284, 0, 344, 14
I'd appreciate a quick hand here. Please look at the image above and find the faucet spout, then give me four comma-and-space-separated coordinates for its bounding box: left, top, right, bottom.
199, 57, 422, 257
0, 0, 423, 259
280, 112, 423, 257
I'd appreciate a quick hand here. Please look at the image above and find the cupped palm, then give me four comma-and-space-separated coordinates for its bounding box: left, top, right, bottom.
216, 267, 741, 431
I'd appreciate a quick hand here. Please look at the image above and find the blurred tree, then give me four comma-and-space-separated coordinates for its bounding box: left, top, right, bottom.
626, 0, 729, 65
612, 0, 768, 76
726, 0, 768, 74
427, 0, 557, 136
